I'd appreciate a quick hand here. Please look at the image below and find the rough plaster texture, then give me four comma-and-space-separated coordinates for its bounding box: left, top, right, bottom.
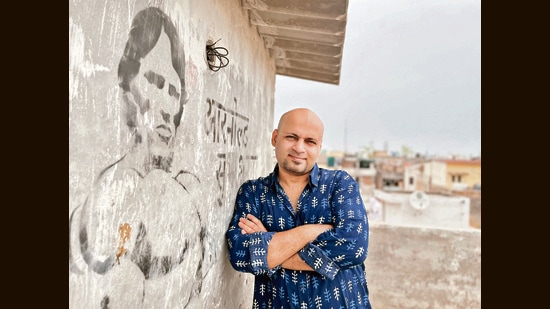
69, 0, 275, 307
365, 223, 481, 309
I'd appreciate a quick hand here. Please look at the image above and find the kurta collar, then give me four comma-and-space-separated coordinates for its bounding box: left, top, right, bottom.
270, 163, 320, 189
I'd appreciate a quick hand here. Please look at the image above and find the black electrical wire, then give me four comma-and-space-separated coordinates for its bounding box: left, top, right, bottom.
206, 39, 229, 72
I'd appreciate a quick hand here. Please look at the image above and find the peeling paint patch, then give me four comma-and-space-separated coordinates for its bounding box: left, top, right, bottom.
116, 223, 131, 264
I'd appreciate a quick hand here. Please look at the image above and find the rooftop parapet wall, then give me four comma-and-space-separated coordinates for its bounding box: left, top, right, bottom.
366, 223, 481, 309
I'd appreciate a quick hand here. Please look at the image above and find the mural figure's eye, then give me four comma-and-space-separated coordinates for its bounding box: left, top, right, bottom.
144, 70, 165, 89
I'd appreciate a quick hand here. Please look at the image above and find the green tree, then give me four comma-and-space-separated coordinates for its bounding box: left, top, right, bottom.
401, 145, 413, 157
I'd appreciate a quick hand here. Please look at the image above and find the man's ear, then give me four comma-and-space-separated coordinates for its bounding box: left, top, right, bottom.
271, 129, 278, 147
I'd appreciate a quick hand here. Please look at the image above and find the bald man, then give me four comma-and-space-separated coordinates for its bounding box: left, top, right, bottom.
226, 108, 373, 308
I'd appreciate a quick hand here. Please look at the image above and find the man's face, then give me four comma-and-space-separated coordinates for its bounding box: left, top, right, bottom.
128, 31, 183, 159
271, 109, 323, 177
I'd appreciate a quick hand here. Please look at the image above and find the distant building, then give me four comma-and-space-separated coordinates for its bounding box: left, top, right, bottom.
404, 158, 481, 193
318, 150, 481, 229
319, 150, 377, 199
445, 159, 481, 191
374, 157, 405, 191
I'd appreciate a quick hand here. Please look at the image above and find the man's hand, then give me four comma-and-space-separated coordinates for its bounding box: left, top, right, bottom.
239, 213, 333, 269
238, 214, 267, 234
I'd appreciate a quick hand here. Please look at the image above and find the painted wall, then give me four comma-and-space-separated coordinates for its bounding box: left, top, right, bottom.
69, 0, 275, 307
366, 223, 481, 308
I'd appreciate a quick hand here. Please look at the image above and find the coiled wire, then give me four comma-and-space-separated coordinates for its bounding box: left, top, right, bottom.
206, 39, 229, 72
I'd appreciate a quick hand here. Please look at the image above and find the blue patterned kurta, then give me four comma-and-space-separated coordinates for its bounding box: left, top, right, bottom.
226, 164, 372, 308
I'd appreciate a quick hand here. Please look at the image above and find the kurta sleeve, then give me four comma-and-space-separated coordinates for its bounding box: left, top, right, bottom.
226, 180, 278, 276
298, 170, 369, 279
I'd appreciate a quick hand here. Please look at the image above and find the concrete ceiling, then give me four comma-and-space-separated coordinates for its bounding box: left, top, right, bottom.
241, 0, 349, 85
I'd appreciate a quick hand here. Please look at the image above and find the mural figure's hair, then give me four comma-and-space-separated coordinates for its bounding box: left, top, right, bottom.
118, 6, 187, 128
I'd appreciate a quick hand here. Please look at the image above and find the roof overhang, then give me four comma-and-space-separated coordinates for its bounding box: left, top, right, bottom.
241, 0, 349, 85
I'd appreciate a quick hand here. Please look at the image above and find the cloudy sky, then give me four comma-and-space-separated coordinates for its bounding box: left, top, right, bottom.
273, 0, 481, 158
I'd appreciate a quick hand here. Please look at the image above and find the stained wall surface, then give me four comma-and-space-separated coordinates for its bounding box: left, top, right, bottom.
69, 0, 275, 307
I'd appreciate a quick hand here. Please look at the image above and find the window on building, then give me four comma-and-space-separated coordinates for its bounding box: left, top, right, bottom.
451, 175, 462, 183
409, 177, 414, 185
383, 179, 400, 188
359, 160, 373, 168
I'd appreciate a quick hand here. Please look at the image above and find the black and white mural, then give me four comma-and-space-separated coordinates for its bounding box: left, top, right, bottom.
69, 1, 274, 307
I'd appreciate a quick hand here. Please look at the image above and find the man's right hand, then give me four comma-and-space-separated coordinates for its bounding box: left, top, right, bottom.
238, 214, 267, 234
